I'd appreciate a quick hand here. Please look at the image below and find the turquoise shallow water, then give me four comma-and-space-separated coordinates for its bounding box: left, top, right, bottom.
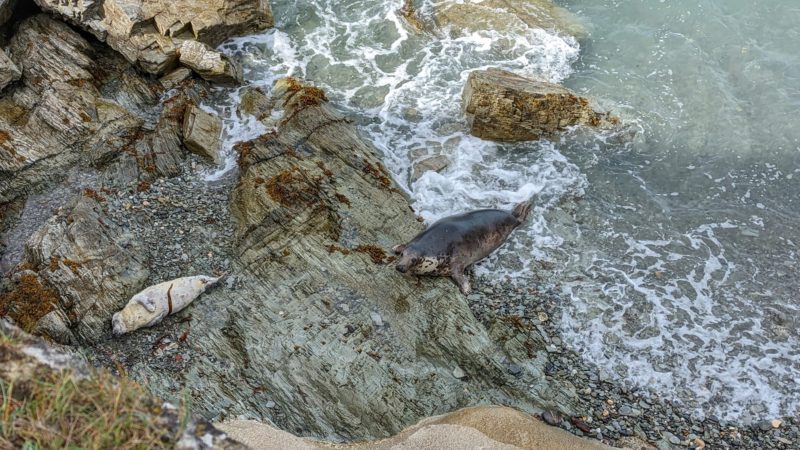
207, 0, 800, 421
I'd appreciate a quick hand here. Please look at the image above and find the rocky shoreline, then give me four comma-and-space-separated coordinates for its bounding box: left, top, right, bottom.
0, 1, 797, 449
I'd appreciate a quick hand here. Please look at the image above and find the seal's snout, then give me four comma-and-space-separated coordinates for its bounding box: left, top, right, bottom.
396, 264, 408, 274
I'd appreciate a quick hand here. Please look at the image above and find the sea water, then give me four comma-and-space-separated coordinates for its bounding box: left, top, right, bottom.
204, 0, 800, 422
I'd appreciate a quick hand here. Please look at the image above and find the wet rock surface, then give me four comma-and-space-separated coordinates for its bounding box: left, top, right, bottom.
32, 0, 273, 75
462, 68, 619, 142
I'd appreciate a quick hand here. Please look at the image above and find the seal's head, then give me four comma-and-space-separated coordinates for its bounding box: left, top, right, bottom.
111, 311, 129, 336
392, 244, 443, 275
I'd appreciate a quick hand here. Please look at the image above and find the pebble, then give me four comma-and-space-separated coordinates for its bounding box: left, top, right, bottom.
663, 431, 681, 445
265, 401, 276, 408
370, 312, 383, 327
452, 366, 466, 379
618, 405, 641, 417
772, 419, 782, 429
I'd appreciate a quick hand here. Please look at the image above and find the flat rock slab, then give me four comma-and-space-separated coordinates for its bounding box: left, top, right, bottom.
462, 68, 619, 142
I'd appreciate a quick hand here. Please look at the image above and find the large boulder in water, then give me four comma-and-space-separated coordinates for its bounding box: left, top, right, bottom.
399, 0, 586, 40
462, 68, 619, 142
0, 195, 149, 344
32, 0, 274, 75
115, 78, 581, 439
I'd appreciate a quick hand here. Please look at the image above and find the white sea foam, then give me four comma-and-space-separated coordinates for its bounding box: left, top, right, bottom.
200, 0, 800, 422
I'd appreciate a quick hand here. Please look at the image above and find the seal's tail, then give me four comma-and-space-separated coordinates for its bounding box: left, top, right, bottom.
511, 200, 533, 223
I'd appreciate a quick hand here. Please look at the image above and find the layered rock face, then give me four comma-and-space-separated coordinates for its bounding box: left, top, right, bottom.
116, 79, 580, 440
0, 14, 212, 210
0, 14, 223, 343
462, 68, 619, 142
0, 196, 149, 344
33, 0, 273, 75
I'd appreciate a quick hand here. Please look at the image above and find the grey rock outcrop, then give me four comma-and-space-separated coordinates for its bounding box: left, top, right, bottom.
1, 196, 149, 344
116, 78, 580, 440
462, 68, 619, 142
33, 0, 273, 75
183, 105, 223, 163
399, 0, 586, 40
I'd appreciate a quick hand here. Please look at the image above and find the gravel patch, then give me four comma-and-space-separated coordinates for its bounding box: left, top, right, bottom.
467, 274, 799, 449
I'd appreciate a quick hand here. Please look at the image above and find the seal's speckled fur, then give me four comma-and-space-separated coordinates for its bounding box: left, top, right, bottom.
393, 200, 532, 294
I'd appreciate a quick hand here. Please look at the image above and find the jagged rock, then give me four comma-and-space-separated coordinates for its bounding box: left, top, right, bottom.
411, 154, 449, 181
462, 68, 619, 142
183, 105, 223, 163
178, 40, 243, 85
0, 15, 206, 211
160, 67, 194, 90
32, 0, 273, 75
219, 405, 614, 450
123, 78, 580, 440
0, 321, 248, 449
0, 196, 149, 344
0, 0, 15, 27
238, 86, 273, 121
399, 0, 586, 40
0, 49, 20, 92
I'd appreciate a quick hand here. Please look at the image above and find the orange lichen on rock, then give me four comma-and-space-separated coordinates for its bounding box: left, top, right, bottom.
327, 244, 351, 256
265, 168, 321, 207
354, 245, 394, 264
82, 189, 106, 202
0, 274, 58, 332
361, 159, 393, 189
334, 193, 351, 207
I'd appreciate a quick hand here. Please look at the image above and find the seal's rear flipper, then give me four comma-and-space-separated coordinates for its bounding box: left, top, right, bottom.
451, 271, 472, 295
392, 244, 407, 255
512, 200, 533, 223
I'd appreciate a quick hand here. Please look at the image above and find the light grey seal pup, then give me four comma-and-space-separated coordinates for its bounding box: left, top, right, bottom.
393, 200, 532, 294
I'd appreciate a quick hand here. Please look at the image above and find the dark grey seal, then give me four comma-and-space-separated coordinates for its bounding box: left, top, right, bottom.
393, 200, 532, 294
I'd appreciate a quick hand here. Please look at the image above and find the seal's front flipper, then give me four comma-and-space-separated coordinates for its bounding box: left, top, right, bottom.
451, 270, 472, 295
